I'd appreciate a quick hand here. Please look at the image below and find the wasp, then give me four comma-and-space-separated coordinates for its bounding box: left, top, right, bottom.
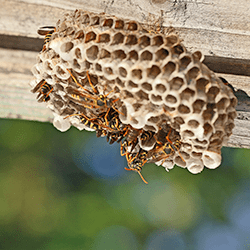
151, 128, 185, 164
140, 130, 155, 142
67, 69, 122, 115
31, 79, 53, 102
125, 148, 148, 184
37, 26, 56, 51
120, 127, 142, 159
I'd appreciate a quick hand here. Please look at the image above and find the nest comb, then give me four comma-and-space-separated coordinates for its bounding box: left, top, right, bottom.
30, 9, 237, 177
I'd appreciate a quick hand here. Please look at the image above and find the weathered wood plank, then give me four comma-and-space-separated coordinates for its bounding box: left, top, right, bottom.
0, 0, 250, 62
0, 48, 249, 148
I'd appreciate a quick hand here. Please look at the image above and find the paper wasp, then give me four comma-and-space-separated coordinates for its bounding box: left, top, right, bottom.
37, 26, 56, 51
140, 130, 155, 142
31, 79, 53, 102
150, 128, 185, 164
120, 127, 142, 158
125, 148, 148, 184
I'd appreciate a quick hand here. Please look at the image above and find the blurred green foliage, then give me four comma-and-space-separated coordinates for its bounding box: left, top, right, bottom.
0, 118, 250, 250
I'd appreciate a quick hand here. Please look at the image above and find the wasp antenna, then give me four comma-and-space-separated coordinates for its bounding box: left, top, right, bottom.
137, 170, 148, 184
124, 167, 148, 184
112, 106, 124, 116
67, 69, 93, 94
64, 113, 80, 119
86, 71, 98, 94
165, 128, 173, 144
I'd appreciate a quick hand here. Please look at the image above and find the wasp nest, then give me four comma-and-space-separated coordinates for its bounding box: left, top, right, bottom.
30, 9, 237, 180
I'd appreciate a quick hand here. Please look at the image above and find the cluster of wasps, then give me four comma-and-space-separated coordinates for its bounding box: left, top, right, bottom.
31, 26, 185, 184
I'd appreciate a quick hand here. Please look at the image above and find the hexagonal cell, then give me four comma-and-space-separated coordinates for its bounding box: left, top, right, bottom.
162, 61, 176, 78
180, 88, 195, 101
202, 104, 215, 121
121, 90, 134, 99
115, 77, 125, 88
150, 94, 162, 103
99, 49, 111, 59
89, 15, 100, 25
214, 114, 227, 128
125, 21, 138, 31
196, 77, 209, 93
155, 84, 166, 94
141, 82, 153, 92
132, 103, 143, 112
187, 66, 200, 80
72, 59, 81, 70
216, 97, 230, 110
86, 45, 99, 61
118, 67, 128, 78
193, 51, 203, 62
95, 63, 102, 72
111, 32, 124, 45
97, 33, 110, 43
80, 13, 90, 25
147, 116, 161, 124
112, 50, 126, 61
102, 18, 114, 27
135, 90, 149, 101
191, 151, 202, 158
43, 60, 53, 72
169, 77, 184, 91
127, 50, 138, 62
203, 122, 213, 136
194, 138, 208, 145
131, 69, 143, 80
165, 94, 177, 104
140, 50, 153, 61
187, 119, 199, 129
147, 65, 161, 79
178, 104, 191, 114
65, 26, 76, 36
125, 34, 138, 45
103, 67, 113, 75
114, 20, 124, 29
224, 122, 235, 135
60, 41, 74, 53
172, 44, 185, 56
202, 150, 221, 169
165, 34, 178, 46
85, 31, 97, 43
152, 35, 164, 46
179, 55, 192, 70
54, 65, 69, 79
173, 116, 185, 126
127, 80, 139, 89
138, 35, 151, 48
192, 99, 205, 113
207, 86, 220, 102
155, 48, 170, 61
187, 160, 204, 174
74, 47, 82, 59
182, 130, 195, 137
